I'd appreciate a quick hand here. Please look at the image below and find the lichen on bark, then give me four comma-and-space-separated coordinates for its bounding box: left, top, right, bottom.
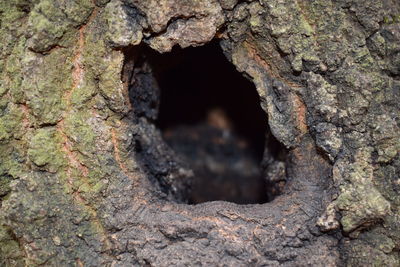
0, 0, 399, 266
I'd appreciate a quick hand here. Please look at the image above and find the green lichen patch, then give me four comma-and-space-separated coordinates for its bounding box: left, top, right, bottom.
0, 1, 28, 27
81, 20, 130, 115
0, 143, 27, 180
26, 0, 95, 52
0, 0, 30, 62
337, 186, 391, 233
64, 111, 96, 156
27, 127, 65, 172
293, 0, 352, 71
3, 37, 26, 103
0, 103, 24, 142
0, 142, 27, 199
345, 237, 399, 267
23, 49, 73, 126
334, 149, 391, 233
62, 109, 113, 200
63, 0, 95, 27
2, 171, 106, 266
0, 225, 25, 267
0, 175, 11, 198
70, 82, 97, 109
26, 1, 70, 52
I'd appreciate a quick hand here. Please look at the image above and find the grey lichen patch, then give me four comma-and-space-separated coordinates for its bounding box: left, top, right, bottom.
28, 127, 65, 172
104, 0, 144, 47
367, 31, 387, 58
135, 0, 225, 52
97, 50, 130, 114
303, 73, 338, 121
370, 114, 400, 163
302, 72, 342, 160
374, 157, 400, 210
251, 0, 324, 73
317, 203, 340, 232
343, 0, 384, 35
380, 24, 400, 76
130, 0, 222, 33
247, 2, 265, 35
362, 228, 397, 254
219, 0, 238, 10
147, 12, 225, 52
314, 123, 342, 161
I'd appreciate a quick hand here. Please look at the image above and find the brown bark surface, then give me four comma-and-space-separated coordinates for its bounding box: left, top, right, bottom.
0, 0, 399, 266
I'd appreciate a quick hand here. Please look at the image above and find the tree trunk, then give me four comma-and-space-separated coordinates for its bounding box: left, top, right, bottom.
1, 0, 399, 266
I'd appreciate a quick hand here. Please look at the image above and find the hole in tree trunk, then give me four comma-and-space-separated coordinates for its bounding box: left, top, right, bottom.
125, 41, 287, 205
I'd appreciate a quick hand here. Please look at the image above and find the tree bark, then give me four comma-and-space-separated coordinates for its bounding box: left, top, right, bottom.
0, 0, 399, 266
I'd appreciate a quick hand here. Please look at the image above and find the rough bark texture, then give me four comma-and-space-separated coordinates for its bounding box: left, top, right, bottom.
0, 0, 399, 266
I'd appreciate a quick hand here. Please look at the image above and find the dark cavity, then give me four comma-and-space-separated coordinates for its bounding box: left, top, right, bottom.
126, 41, 286, 205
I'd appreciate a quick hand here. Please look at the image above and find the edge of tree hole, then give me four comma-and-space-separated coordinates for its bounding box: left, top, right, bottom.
122, 40, 288, 206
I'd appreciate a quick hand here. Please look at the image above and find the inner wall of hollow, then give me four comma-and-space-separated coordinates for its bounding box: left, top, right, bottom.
125, 41, 288, 205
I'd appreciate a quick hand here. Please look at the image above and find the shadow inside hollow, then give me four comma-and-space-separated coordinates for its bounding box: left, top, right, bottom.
146, 41, 271, 204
